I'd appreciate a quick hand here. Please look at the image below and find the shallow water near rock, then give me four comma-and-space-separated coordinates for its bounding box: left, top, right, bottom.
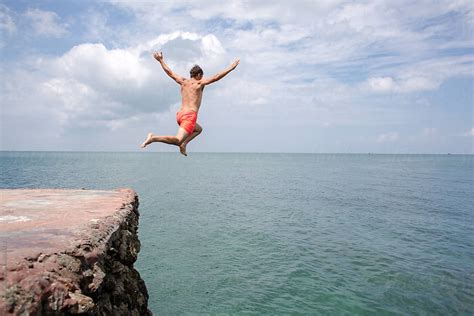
1, 152, 473, 314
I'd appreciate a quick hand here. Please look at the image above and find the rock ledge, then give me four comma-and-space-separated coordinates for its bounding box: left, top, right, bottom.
0, 188, 152, 315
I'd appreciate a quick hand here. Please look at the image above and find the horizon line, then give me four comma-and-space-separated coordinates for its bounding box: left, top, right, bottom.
0, 150, 473, 155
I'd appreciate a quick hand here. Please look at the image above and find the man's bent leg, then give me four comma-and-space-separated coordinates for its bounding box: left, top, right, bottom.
141, 128, 188, 148
179, 123, 202, 156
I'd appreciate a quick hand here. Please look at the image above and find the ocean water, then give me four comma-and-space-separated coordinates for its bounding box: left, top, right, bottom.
1, 152, 473, 315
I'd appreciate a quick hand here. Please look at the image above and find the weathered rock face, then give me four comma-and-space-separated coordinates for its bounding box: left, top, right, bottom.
0, 189, 152, 315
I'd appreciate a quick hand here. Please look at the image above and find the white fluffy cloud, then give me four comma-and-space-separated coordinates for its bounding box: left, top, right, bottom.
2, 32, 228, 141
377, 132, 400, 143
367, 77, 396, 92
24, 8, 68, 37
366, 75, 439, 93
463, 128, 474, 137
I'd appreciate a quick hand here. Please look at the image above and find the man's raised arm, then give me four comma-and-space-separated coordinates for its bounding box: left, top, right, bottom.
202, 59, 240, 85
153, 51, 185, 85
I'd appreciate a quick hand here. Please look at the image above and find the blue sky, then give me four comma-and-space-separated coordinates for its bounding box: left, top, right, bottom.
1, 0, 473, 153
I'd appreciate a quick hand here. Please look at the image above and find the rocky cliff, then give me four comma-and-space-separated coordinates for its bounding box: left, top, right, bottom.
0, 189, 152, 315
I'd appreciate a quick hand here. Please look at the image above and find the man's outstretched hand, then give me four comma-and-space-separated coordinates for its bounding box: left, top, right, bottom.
153, 51, 163, 62
231, 59, 240, 69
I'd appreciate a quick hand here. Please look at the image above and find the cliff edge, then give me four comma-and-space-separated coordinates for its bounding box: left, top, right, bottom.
0, 188, 152, 315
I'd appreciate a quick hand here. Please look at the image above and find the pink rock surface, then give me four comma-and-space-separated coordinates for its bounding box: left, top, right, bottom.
0, 189, 129, 268
0, 188, 151, 315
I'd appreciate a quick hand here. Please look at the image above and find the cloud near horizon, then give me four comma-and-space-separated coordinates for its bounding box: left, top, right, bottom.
1, 0, 472, 153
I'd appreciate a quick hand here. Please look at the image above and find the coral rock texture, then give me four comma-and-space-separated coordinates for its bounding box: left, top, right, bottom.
0, 189, 152, 315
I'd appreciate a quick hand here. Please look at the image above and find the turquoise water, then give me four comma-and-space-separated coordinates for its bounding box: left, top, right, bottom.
1, 152, 473, 315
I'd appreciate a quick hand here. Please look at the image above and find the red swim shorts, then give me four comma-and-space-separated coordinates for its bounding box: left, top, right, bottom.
176, 110, 197, 135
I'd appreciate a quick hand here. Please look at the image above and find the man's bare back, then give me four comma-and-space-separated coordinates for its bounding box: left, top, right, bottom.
140, 52, 239, 156
180, 78, 204, 113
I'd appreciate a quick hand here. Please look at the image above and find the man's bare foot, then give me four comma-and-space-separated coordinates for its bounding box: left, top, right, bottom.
179, 144, 187, 156
140, 133, 153, 148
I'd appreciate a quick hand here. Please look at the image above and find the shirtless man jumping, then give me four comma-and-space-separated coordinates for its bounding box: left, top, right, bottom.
140, 51, 240, 156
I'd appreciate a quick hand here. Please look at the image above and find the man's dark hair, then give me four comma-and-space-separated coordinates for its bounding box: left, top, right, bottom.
190, 65, 203, 78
